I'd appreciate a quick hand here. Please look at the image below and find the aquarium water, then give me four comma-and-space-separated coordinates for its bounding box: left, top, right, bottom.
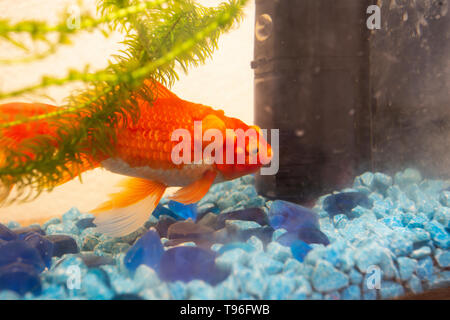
0, 169, 449, 300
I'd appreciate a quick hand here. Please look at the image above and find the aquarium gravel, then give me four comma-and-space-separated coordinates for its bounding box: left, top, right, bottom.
0, 168, 449, 300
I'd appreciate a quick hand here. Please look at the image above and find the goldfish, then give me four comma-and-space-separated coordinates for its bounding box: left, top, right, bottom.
0, 80, 272, 237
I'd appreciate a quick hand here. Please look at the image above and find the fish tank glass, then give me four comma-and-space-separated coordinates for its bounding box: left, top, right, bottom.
0, 0, 449, 302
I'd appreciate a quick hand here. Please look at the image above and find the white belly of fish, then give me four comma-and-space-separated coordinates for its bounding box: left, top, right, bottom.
101, 158, 223, 187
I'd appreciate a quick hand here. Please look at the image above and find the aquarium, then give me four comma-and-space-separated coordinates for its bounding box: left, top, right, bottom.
0, 0, 449, 304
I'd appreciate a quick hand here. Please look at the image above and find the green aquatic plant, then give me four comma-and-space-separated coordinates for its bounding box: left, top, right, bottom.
0, 0, 248, 203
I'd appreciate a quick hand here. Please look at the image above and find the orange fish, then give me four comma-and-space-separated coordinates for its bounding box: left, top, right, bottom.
0, 80, 272, 236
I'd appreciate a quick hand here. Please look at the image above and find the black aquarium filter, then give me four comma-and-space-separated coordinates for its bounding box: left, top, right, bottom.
370, 0, 450, 179
254, 0, 450, 202
253, 0, 372, 203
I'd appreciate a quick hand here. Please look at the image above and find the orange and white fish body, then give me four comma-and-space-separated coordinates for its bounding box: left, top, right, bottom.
0, 81, 272, 237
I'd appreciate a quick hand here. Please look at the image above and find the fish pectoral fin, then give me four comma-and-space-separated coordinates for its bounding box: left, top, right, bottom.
91, 177, 166, 237
168, 170, 217, 205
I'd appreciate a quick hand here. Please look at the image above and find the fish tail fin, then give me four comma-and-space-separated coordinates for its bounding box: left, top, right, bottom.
0, 102, 99, 191
91, 177, 167, 237
0, 149, 12, 205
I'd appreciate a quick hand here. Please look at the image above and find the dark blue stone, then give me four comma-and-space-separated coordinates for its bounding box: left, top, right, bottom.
216, 208, 269, 229
45, 235, 79, 257
124, 229, 164, 273
268, 200, 319, 232
152, 204, 180, 221
291, 240, 312, 262
277, 224, 329, 246
0, 240, 45, 272
297, 223, 330, 246
167, 220, 214, 240
14, 226, 45, 240
159, 246, 228, 285
0, 262, 41, 295
168, 201, 197, 220
236, 226, 274, 245
79, 253, 115, 268
75, 218, 96, 230
155, 215, 177, 238
23, 232, 54, 268
323, 192, 372, 217
0, 223, 18, 241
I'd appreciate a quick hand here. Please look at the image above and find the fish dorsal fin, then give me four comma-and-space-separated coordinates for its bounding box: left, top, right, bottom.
144, 80, 179, 99
168, 170, 217, 204
202, 114, 226, 133
91, 177, 167, 237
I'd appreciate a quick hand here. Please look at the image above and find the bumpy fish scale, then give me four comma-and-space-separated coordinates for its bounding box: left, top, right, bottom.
114, 98, 217, 170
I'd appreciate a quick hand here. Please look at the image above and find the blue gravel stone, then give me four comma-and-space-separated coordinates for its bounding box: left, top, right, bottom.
434, 207, 450, 229
355, 172, 375, 189
387, 232, 413, 257
407, 275, 423, 294
395, 168, 422, 188
217, 242, 255, 255
0, 240, 45, 272
168, 201, 197, 220
169, 281, 187, 300
435, 249, 450, 268
266, 242, 292, 262
407, 215, 428, 229
186, 280, 215, 300
348, 268, 363, 285
0, 290, 21, 300
215, 248, 248, 271
373, 172, 393, 191
439, 191, 450, 207
363, 290, 377, 300
0, 223, 17, 241
323, 192, 372, 218
382, 216, 404, 228
429, 271, 450, 289
243, 269, 266, 298
333, 214, 348, 229
42, 218, 61, 231
410, 246, 431, 259
416, 256, 434, 282
75, 218, 96, 230
425, 220, 450, 249
341, 285, 361, 300
290, 240, 312, 262
311, 260, 349, 292
380, 281, 404, 299
159, 246, 228, 285
82, 271, 114, 300
124, 229, 164, 273
0, 262, 41, 295
62, 207, 82, 222
249, 252, 284, 275
263, 275, 296, 299
49, 255, 87, 285
246, 235, 264, 252
397, 257, 417, 281
354, 243, 398, 280
268, 200, 319, 232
